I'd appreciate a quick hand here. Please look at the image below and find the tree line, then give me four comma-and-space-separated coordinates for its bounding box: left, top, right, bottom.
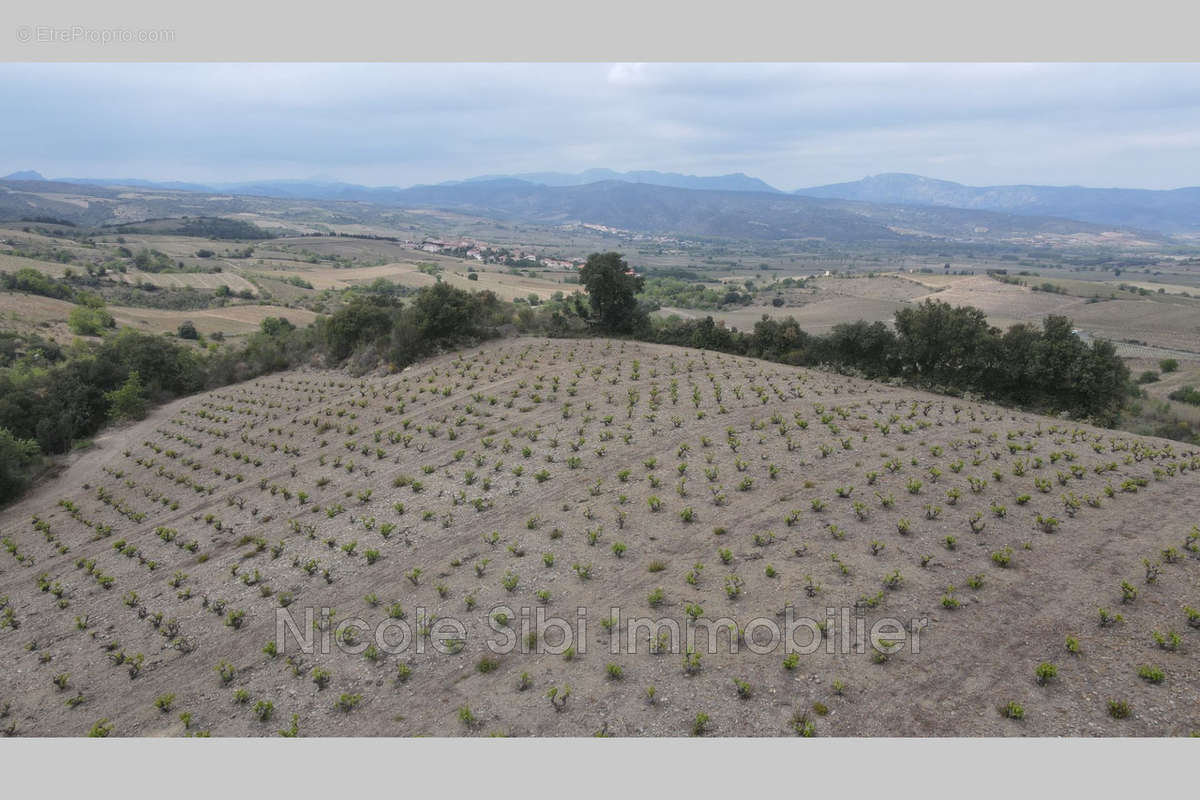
0, 252, 1135, 505
569, 252, 1130, 425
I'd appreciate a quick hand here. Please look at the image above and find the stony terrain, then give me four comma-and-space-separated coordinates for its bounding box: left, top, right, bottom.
1, 338, 1197, 737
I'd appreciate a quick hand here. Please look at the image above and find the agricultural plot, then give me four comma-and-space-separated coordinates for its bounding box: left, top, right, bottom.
114, 270, 259, 296
0, 338, 1196, 737
108, 305, 320, 337
0, 293, 317, 340
657, 296, 912, 334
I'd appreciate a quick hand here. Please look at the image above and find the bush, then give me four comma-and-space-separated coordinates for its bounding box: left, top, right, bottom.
0, 428, 40, 505
999, 701, 1024, 720
87, 718, 114, 737
104, 371, 148, 422
66, 302, 115, 337
1034, 662, 1057, 685
1137, 665, 1164, 684
1168, 385, 1200, 406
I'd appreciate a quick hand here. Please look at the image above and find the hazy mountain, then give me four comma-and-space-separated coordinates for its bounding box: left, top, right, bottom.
327, 178, 1143, 243
375, 179, 897, 241
13, 169, 1200, 234
0, 174, 1160, 244
451, 169, 781, 194
795, 173, 1200, 233
22, 169, 781, 202
58, 176, 216, 192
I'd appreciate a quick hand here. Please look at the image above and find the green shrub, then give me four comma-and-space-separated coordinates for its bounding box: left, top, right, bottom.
68, 305, 115, 336
999, 701, 1024, 720
336, 693, 362, 712
1137, 665, 1164, 684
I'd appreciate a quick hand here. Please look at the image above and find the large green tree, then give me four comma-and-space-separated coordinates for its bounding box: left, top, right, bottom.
578, 252, 645, 333
894, 300, 996, 389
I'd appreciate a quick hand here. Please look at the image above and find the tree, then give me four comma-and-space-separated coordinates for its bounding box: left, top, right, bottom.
178, 320, 199, 340
67, 305, 115, 336
260, 317, 295, 337
1159, 358, 1179, 373
578, 252, 645, 333
0, 427, 40, 505
321, 295, 397, 361
412, 281, 480, 340
105, 371, 148, 422
824, 320, 897, 378
894, 300, 995, 389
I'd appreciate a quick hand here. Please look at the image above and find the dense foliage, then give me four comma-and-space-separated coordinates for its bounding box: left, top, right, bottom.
1, 267, 77, 300
0, 319, 314, 504
578, 252, 645, 333
646, 300, 1130, 426
637, 276, 753, 310
176, 217, 273, 240
1168, 385, 1200, 406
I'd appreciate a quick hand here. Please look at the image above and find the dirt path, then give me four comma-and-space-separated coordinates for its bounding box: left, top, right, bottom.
2, 394, 198, 522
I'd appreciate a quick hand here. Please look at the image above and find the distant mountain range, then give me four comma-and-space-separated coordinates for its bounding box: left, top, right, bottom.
1, 171, 1151, 245
11, 169, 780, 199
447, 169, 781, 194
7, 167, 1200, 234
794, 173, 1200, 234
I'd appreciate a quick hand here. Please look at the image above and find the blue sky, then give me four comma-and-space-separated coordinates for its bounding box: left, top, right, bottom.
3, 63, 1200, 190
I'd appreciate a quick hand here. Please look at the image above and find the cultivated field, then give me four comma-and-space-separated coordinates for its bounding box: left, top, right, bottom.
113, 270, 260, 296
0, 292, 317, 341
657, 272, 1200, 357
0, 338, 1196, 737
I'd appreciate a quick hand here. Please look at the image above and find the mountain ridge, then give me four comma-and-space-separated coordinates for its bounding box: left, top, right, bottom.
0, 173, 1157, 244
794, 173, 1200, 233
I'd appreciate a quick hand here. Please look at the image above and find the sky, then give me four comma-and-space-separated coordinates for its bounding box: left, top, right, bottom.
3, 63, 1200, 190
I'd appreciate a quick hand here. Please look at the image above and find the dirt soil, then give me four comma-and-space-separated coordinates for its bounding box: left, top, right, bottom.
1, 337, 1197, 737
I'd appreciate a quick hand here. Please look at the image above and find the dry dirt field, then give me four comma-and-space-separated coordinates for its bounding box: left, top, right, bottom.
114, 270, 260, 296
0, 292, 317, 340
1, 338, 1197, 737
254, 260, 573, 303
660, 272, 1200, 356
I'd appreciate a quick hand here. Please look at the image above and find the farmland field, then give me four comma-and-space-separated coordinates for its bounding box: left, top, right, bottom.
0, 292, 317, 341
656, 272, 1200, 357
1, 337, 1196, 737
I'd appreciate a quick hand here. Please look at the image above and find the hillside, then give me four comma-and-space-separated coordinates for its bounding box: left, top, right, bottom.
796, 173, 1200, 234
0, 338, 1196, 737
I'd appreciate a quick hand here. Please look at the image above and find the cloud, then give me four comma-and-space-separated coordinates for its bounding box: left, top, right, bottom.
2, 63, 1200, 189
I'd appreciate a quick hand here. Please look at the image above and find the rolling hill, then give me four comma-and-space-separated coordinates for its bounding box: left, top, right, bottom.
0, 337, 1196, 736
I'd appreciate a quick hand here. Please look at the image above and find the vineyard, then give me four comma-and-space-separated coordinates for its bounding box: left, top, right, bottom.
0, 337, 1196, 736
